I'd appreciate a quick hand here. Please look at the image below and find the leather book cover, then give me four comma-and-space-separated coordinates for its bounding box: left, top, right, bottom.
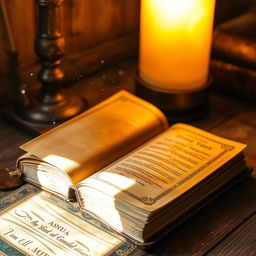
211, 8, 256, 102
212, 8, 256, 70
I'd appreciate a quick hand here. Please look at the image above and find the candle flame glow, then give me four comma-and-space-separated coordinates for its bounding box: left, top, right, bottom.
154, 0, 195, 19
150, 0, 205, 30
139, 0, 216, 90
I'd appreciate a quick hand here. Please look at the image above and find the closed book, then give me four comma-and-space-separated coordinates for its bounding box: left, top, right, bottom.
212, 8, 256, 70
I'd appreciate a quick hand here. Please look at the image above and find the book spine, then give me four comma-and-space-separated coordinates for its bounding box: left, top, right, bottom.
211, 59, 256, 103
212, 29, 256, 70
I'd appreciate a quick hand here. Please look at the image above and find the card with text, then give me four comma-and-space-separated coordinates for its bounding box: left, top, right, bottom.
0, 184, 141, 256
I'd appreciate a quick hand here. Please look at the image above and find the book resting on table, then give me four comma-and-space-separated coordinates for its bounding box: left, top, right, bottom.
15, 90, 248, 247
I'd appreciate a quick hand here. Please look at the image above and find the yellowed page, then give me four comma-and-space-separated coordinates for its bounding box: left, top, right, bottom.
20, 91, 168, 184
78, 123, 246, 212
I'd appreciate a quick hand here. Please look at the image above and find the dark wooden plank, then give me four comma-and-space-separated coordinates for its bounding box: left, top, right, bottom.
72, 59, 137, 107
0, 33, 138, 107
208, 106, 256, 177
0, 11, 9, 79
122, 0, 140, 33
147, 177, 256, 256
0, 0, 140, 77
0, 118, 31, 169
207, 213, 256, 256
192, 91, 251, 131
4, 0, 36, 73
67, 0, 124, 51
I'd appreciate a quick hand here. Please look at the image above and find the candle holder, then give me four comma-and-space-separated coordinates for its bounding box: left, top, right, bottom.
136, 75, 211, 122
14, 0, 84, 126
136, 0, 216, 122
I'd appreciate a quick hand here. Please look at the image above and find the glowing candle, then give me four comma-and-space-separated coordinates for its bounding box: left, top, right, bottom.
139, 0, 216, 91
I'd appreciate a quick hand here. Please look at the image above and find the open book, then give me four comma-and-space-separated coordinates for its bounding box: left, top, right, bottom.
17, 91, 248, 247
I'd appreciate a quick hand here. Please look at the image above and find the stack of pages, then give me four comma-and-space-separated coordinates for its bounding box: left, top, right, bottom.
76, 123, 246, 244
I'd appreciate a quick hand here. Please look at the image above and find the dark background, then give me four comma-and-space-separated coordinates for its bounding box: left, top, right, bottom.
0, 0, 254, 102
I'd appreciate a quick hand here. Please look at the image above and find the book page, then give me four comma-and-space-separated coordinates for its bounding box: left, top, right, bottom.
20, 91, 168, 184
0, 184, 141, 256
78, 123, 246, 212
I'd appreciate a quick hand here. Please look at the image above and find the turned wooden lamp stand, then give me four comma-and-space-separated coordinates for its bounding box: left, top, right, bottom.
15, 0, 84, 125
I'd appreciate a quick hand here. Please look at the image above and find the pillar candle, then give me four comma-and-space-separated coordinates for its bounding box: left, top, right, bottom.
139, 0, 216, 91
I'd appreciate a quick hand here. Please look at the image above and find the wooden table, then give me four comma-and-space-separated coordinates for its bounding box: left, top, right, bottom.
0, 62, 256, 255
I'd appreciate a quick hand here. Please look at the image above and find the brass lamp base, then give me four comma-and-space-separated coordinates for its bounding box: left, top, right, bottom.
14, 88, 85, 125
136, 75, 211, 122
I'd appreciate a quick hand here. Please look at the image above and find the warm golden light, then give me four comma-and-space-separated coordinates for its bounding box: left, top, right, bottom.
152, 0, 197, 25
43, 155, 79, 171
139, 0, 216, 91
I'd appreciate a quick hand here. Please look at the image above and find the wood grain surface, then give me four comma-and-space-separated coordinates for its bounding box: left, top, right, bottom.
207, 213, 256, 256
0, 0, 140, 77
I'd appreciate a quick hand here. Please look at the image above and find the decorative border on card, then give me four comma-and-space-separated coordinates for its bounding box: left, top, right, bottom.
0, 184, 138, 256
96, 126, 236, 206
